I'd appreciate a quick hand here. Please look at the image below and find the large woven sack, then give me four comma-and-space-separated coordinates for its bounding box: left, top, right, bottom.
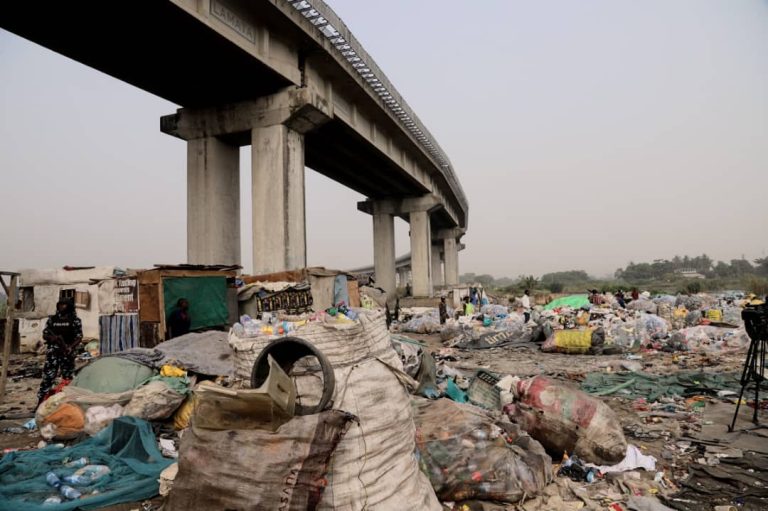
166, 410, 355, 511
229, 310, 441, 510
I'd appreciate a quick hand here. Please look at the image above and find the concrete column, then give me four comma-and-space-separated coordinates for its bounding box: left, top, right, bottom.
409, 210, 432, 297
432, 245, 444, 287
186, 137, 240, 265
444, 237, 459, 286
372, 212, 396, 295
251, 124, 306, 275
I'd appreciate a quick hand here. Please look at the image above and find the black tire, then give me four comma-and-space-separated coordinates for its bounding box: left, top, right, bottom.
250, 336, 335, 416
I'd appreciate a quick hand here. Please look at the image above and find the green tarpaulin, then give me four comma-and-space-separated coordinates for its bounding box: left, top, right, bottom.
581, 371, 741, 402
163, 276, 228, 330
544, 294, 590, 310
73, 358, 156, 394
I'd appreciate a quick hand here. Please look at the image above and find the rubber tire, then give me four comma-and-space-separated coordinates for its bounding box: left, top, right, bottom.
250, 336, 335, 416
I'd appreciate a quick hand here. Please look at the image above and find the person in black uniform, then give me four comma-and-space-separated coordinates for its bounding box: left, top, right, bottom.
37, 299, 82, 406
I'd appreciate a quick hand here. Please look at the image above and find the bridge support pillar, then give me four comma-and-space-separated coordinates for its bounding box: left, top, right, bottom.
251, 125, 306, 275
398, 268, 409, 288
443, 237, 459, 286
409, 210, 432, 298
432, 244, 444, 288
372, 211, 396, 297
186, 137, 240, 265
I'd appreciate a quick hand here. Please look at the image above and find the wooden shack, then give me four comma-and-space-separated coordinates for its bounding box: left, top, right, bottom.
137, 264, 239, 347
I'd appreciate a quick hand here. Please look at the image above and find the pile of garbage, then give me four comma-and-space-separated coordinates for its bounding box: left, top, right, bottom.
429, 292, 755, 358
1, 289, 764, 511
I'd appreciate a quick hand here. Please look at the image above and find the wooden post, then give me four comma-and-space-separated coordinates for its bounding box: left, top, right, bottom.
0, 273, 18, 405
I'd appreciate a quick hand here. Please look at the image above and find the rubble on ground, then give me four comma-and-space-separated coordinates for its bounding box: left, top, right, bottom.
0, 291, 766, 510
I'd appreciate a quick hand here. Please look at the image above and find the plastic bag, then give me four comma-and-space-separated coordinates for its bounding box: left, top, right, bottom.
38, 402, 85, 440
504, 376, 627, 465
173, 394, 197, 431
635, 314, 669, 342
123, 380, 185, 421
413, 398, 552, 503
84, 404, 124, 436
401, 311, 442, 334
541, 328, 593, 354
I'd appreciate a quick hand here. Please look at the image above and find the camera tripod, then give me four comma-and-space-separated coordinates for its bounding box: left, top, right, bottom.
728, 303, 768, 432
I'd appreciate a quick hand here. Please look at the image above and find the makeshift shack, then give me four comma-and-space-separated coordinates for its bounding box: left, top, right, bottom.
14, 267, 131, 353
240, 267, 360, 316
137, 265, 239, 347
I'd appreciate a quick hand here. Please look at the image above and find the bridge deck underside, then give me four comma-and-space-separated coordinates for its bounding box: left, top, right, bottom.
1, 1, 458, 229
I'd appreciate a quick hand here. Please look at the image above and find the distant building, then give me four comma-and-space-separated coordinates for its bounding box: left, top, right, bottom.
674, 269, 706, 280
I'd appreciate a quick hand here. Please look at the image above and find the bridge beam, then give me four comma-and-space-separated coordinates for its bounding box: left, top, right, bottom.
187, 136, 241, 265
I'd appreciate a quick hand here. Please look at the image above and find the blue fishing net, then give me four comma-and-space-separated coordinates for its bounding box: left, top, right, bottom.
0, 417, 173, 511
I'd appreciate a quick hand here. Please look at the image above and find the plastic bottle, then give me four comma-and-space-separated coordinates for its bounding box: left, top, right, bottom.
63, 457, 88, 468
59, 485, 81, 500
64, 464, 111, 485
45, 472, 61, 488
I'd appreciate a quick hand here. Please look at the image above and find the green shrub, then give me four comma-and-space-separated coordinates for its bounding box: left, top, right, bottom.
548, 282, 564, 293
745, 277, 768, 297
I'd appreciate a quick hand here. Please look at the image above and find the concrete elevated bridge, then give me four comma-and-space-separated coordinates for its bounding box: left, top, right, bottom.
1, 0, 468, 297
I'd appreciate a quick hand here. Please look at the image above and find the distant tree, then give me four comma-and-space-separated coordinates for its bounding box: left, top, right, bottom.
518, 275, 539, 291
730, 259, 754, 277
459, 273, 476, 284
754, 257, 768, 277
474, 274, 495, 288
548, 282, 564, 293
494, 277, 516, 288
541, 270, 590, 286
686, 281, 702, 294
713, 261, 733, 278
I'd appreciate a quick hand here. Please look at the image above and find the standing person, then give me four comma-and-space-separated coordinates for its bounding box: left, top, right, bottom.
464, 296, 475, 317
37, 299, 82, 406
521, 289, 532, 323
631, 288, 640, 301
439, 296, 448, 324
615, 290, 626, 308
167, 298, 191, 339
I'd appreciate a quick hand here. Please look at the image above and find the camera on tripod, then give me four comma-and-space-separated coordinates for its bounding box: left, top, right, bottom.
729, 299, 768, 432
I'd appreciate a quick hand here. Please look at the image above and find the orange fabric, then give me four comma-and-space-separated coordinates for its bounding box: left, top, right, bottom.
42, 403, 85, 438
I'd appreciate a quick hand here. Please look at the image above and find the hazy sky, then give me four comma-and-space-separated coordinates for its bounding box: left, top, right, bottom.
1, 0, 767, 279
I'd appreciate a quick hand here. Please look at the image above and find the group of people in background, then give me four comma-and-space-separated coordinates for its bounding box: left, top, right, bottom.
589, 288, 640, 308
